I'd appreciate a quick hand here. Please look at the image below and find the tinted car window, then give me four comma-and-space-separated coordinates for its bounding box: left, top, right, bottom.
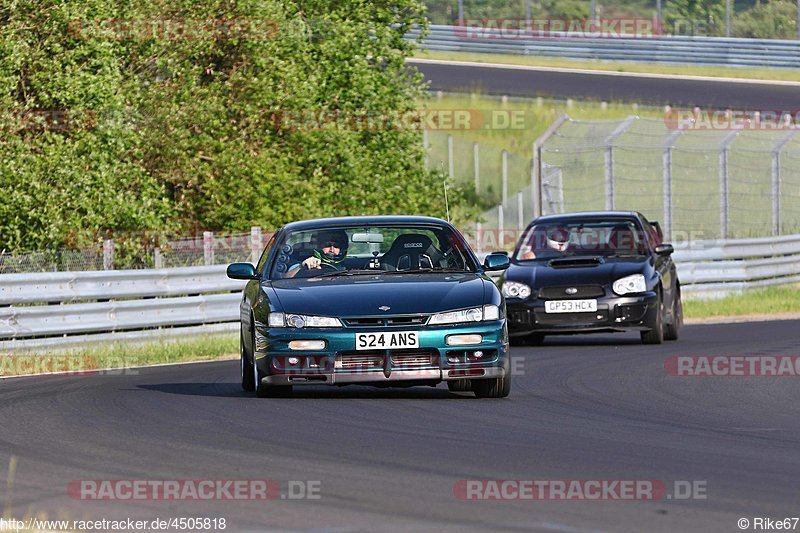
270, 225, 477, 279
514, 219, 647, 261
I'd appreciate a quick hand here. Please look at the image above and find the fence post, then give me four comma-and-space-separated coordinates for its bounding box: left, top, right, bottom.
475, 221, 482, 254
772, 131, 797, 236
154, 247, 163, 269
473, 142, 480, 195
102, 239, 114, 270
422, 128, 428, 170
447, 134, 454, 178
604, 116, 636, 211
250, 226, 262, 263
501, 149, 508, 206
532, 113, 569, 219
498, 204, 505, 249
719, 131, 738, 239
203, 231, 215, 266
517, 191, 524, 231
663, 130, 682, 241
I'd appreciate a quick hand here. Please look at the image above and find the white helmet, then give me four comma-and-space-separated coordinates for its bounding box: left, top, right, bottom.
546, 227, 570, 252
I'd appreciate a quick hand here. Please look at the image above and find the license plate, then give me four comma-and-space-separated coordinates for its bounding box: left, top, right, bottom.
544, 299, 598, 313
356, 331, 419, 351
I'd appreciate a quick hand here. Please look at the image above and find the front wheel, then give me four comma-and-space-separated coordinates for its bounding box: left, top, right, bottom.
663, 292, 682, 341
241, 330, 255, 392
472, 376, 511, 398
447, 379, 472, 392
641, 293, 664, 345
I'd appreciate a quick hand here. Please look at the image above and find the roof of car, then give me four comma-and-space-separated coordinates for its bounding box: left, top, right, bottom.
532, 211, 643, 225
281, 215, 452, 232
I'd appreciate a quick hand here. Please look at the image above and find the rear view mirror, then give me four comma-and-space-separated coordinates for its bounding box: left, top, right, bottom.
351, 232, 384, 243
654, 244, 674, 256
227, 262, 259, 280
483, 252, 510, 271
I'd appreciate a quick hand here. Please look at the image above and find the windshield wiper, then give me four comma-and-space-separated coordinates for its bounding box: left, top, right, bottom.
382, 268, 470, 274
315, 269, 379, 278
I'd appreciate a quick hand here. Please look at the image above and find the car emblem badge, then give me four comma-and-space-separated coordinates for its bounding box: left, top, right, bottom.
378, 306, 391, 311
565, 287, 578, 295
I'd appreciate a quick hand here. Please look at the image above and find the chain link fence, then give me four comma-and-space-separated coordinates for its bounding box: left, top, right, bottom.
0, 229, 270, 274
539, 117, 800, 239
475, 116, 800, 245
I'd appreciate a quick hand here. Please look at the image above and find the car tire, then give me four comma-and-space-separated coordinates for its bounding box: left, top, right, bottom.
447, 379, 471, 392
241, 329, 255, 392
472, 376, 511, 398
249, 325, 293, 398
641, 292, 664, 345
663, 292, 682, 341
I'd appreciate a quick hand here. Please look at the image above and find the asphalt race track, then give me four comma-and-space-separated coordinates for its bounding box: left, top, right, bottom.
410, 59, 800, 108
2, 320, 799, 532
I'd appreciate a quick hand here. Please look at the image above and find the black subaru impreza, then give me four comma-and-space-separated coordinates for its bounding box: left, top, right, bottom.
499, 211, 682, 345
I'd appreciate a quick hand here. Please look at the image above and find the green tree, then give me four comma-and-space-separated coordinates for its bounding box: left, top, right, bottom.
0, 0, 475, 254
732, 0, 798, 38
663, 0, 726, 35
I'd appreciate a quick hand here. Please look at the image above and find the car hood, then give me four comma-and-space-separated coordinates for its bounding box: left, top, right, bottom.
267, 273, 488, 317
505, 257, 650, 287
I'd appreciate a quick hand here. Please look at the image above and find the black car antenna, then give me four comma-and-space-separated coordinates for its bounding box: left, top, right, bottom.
441, 163, 451, 223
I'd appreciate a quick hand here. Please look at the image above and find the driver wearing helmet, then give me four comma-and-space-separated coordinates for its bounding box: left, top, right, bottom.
519, 225, 570, 259
545, 226, 570, 252
285, 229, 349, 278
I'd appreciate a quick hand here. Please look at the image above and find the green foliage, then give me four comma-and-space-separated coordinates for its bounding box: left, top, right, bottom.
1, 0, 472, 253
663, 0, 726, 36
732, 0, 798, 39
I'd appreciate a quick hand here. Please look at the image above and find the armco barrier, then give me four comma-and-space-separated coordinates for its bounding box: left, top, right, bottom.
0, 234, 797, 348
408, 25, 800, 69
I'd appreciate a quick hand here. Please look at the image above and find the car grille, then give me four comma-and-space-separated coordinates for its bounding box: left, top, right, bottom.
335, 353, 385, 371
539, 285, 605, 299
335, 349, 438, 371
342, 315, 428, 327
391, 349, 438, 368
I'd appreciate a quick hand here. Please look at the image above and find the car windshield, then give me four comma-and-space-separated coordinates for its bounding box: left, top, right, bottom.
514, 219, 648, 261
270, 224, 478, 279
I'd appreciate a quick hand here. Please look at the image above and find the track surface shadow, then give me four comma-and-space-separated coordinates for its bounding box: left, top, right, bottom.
139, 382, 471, 399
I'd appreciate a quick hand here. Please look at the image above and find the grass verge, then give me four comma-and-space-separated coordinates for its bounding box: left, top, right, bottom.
0, 333, 238, 377
684, 285, 800, 318
413, 50, 800, 83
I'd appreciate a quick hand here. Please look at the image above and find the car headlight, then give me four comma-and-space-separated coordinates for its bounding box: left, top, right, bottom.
612, 274, 647, 295
267, 312, 342, 328
429, 305, 500, 325
501, 281, 532, 299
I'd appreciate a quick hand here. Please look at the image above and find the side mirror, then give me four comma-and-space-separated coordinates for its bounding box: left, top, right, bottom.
654, 244, 674, 257
483, 252, 510, 271
227, 262, 259, 280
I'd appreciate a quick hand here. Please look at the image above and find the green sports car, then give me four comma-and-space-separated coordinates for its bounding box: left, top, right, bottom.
226, 216, 511, 398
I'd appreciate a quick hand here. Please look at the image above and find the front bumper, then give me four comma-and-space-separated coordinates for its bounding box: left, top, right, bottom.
255, 320, 509, 386
506, 292, 658, 335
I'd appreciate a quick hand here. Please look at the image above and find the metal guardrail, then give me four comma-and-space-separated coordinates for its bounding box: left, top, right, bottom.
674, 234, 800, 297
0, 265, 242, 305
0, 233, 797, 348
409, 25, 800, 69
